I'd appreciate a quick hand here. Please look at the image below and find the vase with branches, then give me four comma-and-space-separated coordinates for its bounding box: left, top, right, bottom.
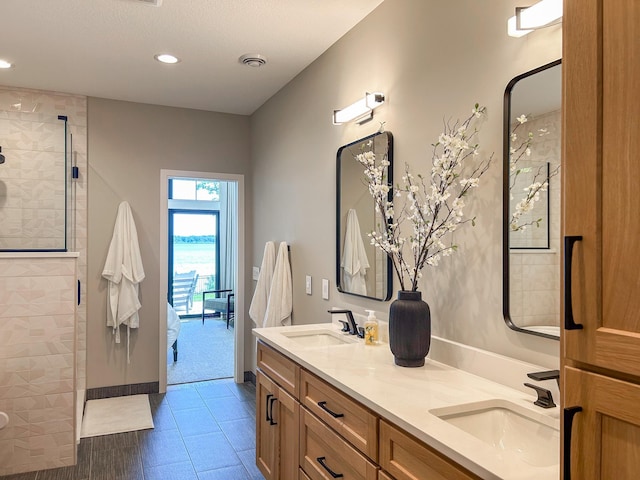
355, 104, 493, 366
508, 114, 560, 233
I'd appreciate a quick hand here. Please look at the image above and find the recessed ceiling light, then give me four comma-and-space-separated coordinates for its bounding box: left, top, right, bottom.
239, 54, 267, 68
0, 59, 13, 69
154, 53, 180, 64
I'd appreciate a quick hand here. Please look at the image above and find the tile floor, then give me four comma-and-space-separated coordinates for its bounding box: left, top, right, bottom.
1, 379, 264, 480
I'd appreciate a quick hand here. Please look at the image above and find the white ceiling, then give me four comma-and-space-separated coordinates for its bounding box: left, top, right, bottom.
0, 0, 384, 115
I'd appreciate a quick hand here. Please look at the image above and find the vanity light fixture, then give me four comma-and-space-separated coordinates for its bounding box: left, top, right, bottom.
154, 53, 180, 64
508, 0, 563, 37
0, 59, 13, 69
333, 92, 385, 125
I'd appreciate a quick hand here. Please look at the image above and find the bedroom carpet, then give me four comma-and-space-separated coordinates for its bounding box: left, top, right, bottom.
167, 318, 234, 385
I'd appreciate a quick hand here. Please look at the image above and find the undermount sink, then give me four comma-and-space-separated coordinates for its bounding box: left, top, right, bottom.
280, 329, 357, 347
429, 399, 559, 468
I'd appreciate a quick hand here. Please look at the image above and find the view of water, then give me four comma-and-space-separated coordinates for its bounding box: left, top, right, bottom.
173, 243, 216, 276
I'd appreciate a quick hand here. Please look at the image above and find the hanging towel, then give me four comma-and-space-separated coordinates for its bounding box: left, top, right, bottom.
341, 209, 370, 295
249, 241, 276, 326
263, 242, 292, 328
102, 201, 145, 363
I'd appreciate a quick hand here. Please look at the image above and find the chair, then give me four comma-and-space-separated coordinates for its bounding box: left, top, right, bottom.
172, 270, 199, 314
202, 289, 234, 328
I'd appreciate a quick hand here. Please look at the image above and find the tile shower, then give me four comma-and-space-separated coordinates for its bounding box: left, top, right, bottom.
509, 110, 561, 331
0, 86, 87, 475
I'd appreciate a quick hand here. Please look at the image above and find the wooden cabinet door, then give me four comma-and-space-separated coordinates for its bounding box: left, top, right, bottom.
276, 386, 300, 480
257, 369, 300, 480
563, 0, 640, 376
257, 370, 278, 480
564, 367, 640, 479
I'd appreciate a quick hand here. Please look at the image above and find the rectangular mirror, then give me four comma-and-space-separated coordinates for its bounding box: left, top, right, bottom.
503, 60, 561, 339
336, 131, 393, 301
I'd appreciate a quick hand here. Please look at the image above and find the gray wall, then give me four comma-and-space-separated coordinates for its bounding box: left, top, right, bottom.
248, 0, 562, 369
87, 98, 251, 388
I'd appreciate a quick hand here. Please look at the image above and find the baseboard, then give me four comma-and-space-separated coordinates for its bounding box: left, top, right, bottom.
86, 382, 159, 401
243, 371, 256, 385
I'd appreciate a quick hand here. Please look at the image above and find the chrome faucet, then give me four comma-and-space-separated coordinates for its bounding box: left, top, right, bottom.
328, 309, 359, 336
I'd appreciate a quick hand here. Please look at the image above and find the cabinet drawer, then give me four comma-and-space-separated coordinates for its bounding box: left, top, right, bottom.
258, 341, 300, 399
300, 369, 378, 460
300, 407, 378, 480
379, 421, 481, 480
299, 468, 312, 480
378, 471, 394, 480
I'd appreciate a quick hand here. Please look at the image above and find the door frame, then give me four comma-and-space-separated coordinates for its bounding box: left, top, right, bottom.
159, 169, 245, 392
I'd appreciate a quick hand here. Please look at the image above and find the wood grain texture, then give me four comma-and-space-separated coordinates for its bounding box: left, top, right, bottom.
602, 0, 640, 336
300, 407, 378, 480
278, 387, 300, 480
300, 369, 378, 461
565, 366, 640, 479
378, 421, 481, 480
257, 340, 300, 398
256, 370, 278, 480
378, 470, 395, 480
562, 0, 602, 365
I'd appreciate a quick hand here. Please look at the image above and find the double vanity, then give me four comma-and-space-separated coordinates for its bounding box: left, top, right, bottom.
253, 322, 559, 480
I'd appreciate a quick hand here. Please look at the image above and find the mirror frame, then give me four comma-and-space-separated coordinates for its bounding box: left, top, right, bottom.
336, 131, 393, 301
502, 59, 561, 340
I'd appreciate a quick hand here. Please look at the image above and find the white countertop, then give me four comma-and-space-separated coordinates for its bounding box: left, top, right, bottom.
253, 323, 559, 480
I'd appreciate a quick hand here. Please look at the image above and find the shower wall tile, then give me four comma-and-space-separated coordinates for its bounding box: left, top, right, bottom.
0, 256, 77, 476
0, 86, 87, 475
509, 110, 561, 330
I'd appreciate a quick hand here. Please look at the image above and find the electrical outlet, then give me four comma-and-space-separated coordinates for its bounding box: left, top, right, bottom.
322, 279, 329, 300
252, 266, 260, 280
305, 275, 312, 295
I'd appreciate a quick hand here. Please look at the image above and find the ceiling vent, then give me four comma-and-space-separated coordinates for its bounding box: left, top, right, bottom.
137, 0, 162, 6
239, 54, 267, 68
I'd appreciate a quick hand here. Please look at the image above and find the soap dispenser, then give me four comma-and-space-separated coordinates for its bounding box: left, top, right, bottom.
364, 310, 379, 345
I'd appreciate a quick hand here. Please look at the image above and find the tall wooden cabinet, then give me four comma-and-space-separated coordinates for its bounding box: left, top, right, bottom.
562, 0, 640, 478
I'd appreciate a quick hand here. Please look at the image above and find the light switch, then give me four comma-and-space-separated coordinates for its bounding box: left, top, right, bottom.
252, 266, 260, 280
305, 275, 312, 295
322, 279, 329, 300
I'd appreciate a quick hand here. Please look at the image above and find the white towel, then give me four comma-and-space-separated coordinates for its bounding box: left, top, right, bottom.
263, 242, 292, 328
249, 241, 276, 326
102, 201, 145, 362
341, 209, 370, 295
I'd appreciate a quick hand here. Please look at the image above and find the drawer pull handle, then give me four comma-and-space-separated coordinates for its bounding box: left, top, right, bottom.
268, 396, 278, 425
316, 456, 344, 478
563, 406, 582, 480
317, 401, 344, 418
265, 394, 273, 423
564, 235, 584, 330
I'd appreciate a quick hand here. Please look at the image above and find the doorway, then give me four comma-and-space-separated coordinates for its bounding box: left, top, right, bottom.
159, 170, 245, 393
